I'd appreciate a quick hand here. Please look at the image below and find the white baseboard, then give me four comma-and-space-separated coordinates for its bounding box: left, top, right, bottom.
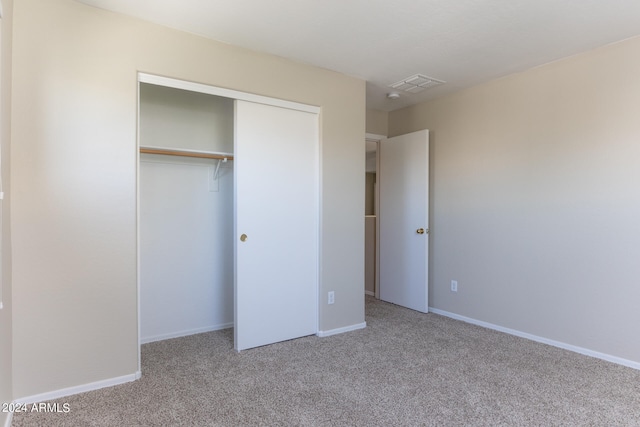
3, 411, 12, 427
141, 322, 233, 344
429, 307, 640, 371
317, 322, 366, 337
364, 290, 375, 296
14, 371, 141, 406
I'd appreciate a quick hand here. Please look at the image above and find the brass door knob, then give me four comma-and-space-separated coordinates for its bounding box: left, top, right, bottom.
240, 234, 248, 242
417, 228, 425, 234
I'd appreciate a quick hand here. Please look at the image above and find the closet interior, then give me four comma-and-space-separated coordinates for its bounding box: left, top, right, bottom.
139, 83, 235, 344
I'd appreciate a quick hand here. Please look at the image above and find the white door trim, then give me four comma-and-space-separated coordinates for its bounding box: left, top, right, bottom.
138, 73, 320, 114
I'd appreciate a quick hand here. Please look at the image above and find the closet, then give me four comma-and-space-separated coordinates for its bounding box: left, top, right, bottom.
137, 74, 320, 352
139, 83, 235, 344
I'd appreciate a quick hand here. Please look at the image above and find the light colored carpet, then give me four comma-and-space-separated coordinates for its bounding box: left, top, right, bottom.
12, 296, 640, 426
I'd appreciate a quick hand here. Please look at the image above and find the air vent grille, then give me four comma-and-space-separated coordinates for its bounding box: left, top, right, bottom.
390, 74, 445, 94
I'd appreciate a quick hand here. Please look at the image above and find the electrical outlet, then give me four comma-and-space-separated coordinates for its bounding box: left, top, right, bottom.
451, 280, 458, 292
328, 291, 335, 305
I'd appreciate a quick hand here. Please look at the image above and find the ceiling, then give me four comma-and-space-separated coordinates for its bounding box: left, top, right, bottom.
77, 0, 640, 112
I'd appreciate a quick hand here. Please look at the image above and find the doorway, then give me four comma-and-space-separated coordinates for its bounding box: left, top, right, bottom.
366, 130, 430, 312
364, 134, 383, 299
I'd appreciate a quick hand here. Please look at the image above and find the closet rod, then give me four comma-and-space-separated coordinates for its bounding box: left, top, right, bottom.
140, 147, 234, 161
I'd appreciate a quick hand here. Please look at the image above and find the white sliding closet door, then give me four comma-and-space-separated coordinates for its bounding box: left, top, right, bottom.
234, 100, 318, 351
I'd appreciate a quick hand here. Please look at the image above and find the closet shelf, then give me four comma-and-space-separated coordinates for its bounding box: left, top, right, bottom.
140, 146, 234, 161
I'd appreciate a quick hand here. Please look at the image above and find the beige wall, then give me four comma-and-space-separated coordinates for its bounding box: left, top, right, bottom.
365, 173, 375, 216
366, 109, 388, 136
389, 36, 640, 363
0, 0, 13, 421
12, 0, 365, 398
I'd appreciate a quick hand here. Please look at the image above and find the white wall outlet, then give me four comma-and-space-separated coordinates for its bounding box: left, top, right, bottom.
451, 280, 458, 292
328, 291, 335, 305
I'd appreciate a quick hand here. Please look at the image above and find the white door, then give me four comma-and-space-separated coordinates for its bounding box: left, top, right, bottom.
379, 130, 429, 312
234, 100, 318, 351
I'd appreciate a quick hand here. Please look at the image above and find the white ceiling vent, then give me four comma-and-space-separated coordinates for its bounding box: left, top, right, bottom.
389, 74, 445, 94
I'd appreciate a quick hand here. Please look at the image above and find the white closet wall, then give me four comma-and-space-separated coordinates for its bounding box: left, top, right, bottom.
139, 84, 234, 343
139, 83, 233, 153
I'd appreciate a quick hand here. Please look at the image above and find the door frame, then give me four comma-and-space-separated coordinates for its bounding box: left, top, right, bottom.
136, 73, 321, 368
